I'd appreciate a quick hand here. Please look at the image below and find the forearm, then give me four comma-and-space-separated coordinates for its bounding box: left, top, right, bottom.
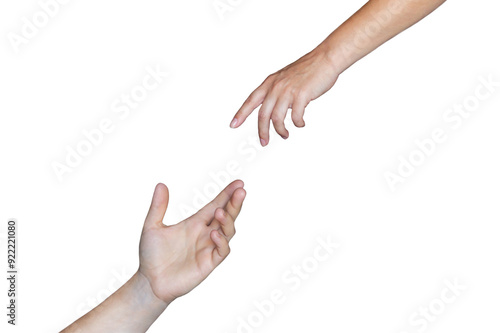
319, 0, 446, 74
61, 271, 170, 333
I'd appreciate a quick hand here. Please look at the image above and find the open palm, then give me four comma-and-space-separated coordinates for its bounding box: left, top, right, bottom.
138, 180, 246, 303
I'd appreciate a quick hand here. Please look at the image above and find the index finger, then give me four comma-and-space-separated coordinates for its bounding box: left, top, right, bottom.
198, 180, 245, 222
230, 86, 267, 128
213, 187, 247, 239
225, 187, 246, 221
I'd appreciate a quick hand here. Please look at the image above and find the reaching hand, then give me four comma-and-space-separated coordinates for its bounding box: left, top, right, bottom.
138, 180, 246, 304
230, 0, 446, 147
231, 48, 339, 146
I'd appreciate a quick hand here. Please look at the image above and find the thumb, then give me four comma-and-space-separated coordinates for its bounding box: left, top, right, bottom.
144, 183, 169, 229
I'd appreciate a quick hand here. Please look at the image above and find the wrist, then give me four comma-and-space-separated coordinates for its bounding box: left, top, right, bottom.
62, 271, 171, 332
314, 33, 355, 76
131, 271, 172, 312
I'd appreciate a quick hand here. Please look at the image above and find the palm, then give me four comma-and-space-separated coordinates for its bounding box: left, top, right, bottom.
139, 218, 217, 300
138, 181, 246, 303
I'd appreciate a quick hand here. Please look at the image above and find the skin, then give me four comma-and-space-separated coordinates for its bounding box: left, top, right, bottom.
230, 0, 447, 146
61, 180, 246, 333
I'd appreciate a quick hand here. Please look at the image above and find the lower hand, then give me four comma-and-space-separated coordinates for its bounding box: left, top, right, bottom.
138, 180, 246, 304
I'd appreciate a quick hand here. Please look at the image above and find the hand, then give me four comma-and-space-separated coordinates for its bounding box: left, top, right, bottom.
230, 47, 339, 146
138, 180, 246, 304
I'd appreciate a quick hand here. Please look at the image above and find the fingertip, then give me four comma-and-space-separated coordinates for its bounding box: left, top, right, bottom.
210, 229, 219, 245
260, 138, 268, 147
215, 207, 226, 221
230, 118, 239, 128
291, 101, 307, 128
293, 120, 305, 128
155, 182, 167, 192
234, 188, 247, 201
231, 179, 244, 189
272, 123, 289, 140
152, 183, 169, 205
211, 229, 224, 244
145, 183, 169, 229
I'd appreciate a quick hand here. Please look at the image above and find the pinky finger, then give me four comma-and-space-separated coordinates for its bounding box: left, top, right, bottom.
211, 229, 231, 265
291, 98, 308, 128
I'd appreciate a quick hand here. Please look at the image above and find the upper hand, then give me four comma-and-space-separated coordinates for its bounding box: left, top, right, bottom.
230, 48, 339, 146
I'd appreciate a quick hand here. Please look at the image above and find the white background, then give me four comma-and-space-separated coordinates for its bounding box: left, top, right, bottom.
1, 0, 499, 332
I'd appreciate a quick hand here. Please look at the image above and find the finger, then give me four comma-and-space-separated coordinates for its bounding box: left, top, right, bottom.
214, 208, 234, 239
258, 97, 277, 147
144, 183, 169, 229
209, 186, 246, 232
271, 97, 291, 139
225, 188, 246, 222
291, 98, 308, 128
231, 87, 267, 128
199, 180, 244, 223
211, 229, 230, 266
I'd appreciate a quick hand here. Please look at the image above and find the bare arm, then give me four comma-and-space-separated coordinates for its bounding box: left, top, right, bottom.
324, 0, 446, 74
231, 0, 447, 146
61, 272, 168, 332
61, 181, 246, 332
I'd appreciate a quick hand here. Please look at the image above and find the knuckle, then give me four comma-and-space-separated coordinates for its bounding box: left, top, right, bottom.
249, 89, 262, 101
258, 112, 269, 121
273, 80, 285, 90
295, 90, 308, 102
263, 75, 274, 85
245, 95, 255, 105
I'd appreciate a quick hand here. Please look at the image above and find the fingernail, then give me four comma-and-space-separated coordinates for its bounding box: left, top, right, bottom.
260, 139, 267, 146
230, 118, 238, 128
